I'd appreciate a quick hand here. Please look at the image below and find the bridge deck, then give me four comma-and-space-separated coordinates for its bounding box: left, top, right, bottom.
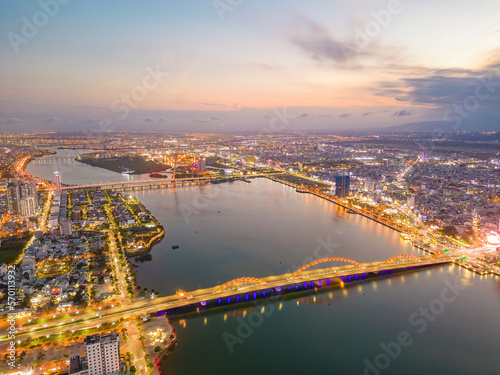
12, 255, 452, 341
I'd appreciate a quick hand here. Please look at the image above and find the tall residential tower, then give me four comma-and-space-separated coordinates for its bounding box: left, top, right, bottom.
54, 171, 62, 192
84, 332, 120, 375
7, 179, 37, 217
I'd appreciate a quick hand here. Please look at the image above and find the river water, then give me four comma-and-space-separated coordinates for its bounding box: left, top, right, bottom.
27, 149, 500, 375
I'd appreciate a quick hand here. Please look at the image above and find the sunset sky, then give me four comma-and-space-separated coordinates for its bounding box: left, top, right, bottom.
1, 0, 499, 132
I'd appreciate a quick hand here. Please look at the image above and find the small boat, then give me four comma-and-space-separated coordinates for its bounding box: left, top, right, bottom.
172, 245, 179, 250
121, 169, 134, 174
346, 209, 357, 214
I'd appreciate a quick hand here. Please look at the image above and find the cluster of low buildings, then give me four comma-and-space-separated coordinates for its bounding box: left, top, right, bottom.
210, 135, 500, 243
49, 191, 68, 229
48, 187, 110, 236
0, 230, 108, 311
402, 158, 500, 238
109, 195, 136, 228
84, 190, 108, 226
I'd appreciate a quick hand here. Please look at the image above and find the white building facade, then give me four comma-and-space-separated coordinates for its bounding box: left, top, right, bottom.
84, 332, 120, 375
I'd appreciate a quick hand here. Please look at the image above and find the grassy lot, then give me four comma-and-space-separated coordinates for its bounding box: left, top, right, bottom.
0, 241, 28, 263
78, 156, 160, 174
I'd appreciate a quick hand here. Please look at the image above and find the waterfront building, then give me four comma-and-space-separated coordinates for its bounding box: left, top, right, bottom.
84, 332, 120, 375
335, 174, 350, 197
54, 171, 62, 192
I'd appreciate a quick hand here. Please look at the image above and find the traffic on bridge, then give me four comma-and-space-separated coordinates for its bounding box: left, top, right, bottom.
3, 253, 451, 344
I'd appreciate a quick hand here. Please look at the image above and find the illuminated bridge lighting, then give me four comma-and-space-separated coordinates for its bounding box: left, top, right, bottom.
214, 277, 267, 293
175, 289, 193, 299
383, 254, 420, 264
288, 257, 362, 279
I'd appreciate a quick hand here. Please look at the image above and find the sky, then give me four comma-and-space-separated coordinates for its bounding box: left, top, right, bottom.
0, 0, 499, 133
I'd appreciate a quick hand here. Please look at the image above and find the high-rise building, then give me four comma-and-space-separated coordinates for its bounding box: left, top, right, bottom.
7, 179, 37, 217
84, 332, 120, 375
20, 197, 36, 217
335, 174, 350, 197
7, 179, 21, 216
54, 172, 62, 192
407, 196, 415, 208
198, 158, 206, 172
472, 212, 481, 237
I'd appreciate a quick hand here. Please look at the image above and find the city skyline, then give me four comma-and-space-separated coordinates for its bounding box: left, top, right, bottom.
1, 130, 499, 375
1, 0, 500, 132
0, 2, 499, 375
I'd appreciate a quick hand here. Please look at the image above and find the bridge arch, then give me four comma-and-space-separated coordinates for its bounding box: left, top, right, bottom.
383, 254, 420, 264
214, 277, 267, 293
289, 257, 362, 279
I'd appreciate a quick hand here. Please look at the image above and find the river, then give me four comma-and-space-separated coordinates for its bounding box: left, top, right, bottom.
27, 149, 500, 375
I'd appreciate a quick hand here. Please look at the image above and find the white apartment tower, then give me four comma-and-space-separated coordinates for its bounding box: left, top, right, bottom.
54, 171, 62, 192
84, 332, 120, 375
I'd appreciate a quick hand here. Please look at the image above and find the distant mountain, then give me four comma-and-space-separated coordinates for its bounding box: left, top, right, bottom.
381, 119, 499, 133
381, 121, 449, 132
